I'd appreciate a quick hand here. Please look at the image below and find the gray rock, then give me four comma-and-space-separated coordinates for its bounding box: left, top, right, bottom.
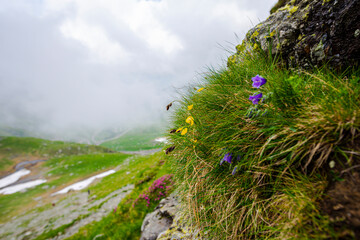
92, 233, 105, 240
140, 194, 207, 240
229, 0, 360, 69
140, 196, 178, 240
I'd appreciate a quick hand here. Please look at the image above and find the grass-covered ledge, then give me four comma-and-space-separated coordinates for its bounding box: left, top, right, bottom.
166, 48, 360, 239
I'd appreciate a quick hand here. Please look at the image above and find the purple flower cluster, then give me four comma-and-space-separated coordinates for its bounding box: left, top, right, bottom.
134, 174, 174, 207
220, 153, 240, 176
220, 153, 232, 165
249, 75, 267, 105
252, 75, 267, 88
249, 93, 263, 105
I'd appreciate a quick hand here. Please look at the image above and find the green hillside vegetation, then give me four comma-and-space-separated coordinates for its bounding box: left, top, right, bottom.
62, 153, 172, 240
32, 152, 172, 240
100, 127, 164, 151
0, 136, 111, 172
167, 46, 360, 239
0, 136, 173, 240
0, 137, 129, 222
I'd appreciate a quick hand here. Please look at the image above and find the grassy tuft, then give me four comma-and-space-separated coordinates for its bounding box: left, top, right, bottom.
167, 48, 360, 239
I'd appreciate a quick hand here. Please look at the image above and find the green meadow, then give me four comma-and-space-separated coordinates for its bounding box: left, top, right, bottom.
100, 127, 165, 151
0, 135, 172, 240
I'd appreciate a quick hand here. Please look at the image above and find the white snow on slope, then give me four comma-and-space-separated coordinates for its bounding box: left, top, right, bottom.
154, 137, 168, 143
0, 169, 31, 189
52, 170, 116, 195
0, 179, 47, 194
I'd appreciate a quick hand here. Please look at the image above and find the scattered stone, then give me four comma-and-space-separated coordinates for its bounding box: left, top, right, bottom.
33, 196, 42, 201
93, 233, 105, 240
0, 184, 134, 240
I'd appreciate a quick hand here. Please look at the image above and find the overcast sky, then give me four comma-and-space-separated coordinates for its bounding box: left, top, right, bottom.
0, 0, 276, 139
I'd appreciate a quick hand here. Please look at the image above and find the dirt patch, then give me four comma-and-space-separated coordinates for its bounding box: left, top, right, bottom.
0, 155, 48, 178
322, 169, 360, 239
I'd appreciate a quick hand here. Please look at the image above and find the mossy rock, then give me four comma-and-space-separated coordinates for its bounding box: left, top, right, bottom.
228, 0, 360, 70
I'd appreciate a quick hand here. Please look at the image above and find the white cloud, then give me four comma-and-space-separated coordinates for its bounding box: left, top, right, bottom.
0, 0, 278, 139
212, 2, 258, 28
60, 18, 130, 64
117, 0, 184, 55
44, 0, 184, 56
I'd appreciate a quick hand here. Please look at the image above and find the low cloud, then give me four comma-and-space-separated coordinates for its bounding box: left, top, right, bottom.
0, 0, 277, 140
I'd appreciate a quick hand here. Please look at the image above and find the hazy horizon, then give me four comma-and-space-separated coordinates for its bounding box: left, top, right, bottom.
0, 0, 277, 141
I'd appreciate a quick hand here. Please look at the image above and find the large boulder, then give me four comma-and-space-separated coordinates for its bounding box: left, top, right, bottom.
228, 0, 360, 69
140, 195, 206, 240
140, 196, 178, 240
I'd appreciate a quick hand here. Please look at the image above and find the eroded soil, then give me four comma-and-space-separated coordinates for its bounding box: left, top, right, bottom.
322, 169, 360, 239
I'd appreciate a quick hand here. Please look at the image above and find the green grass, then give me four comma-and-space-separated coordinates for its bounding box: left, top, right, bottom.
0, 136, 111, 158
0, 157, 12, 171
0, 135, 172, 239
100, 127, 165, 151
0, 137, 128, 222
45, 153, 129, 186
34, 152, 173, 240
33, 216, 84, 240
167, 46, 360, 239
0, 152, 130, 222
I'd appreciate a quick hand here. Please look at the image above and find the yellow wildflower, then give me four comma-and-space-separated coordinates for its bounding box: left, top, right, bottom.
187, 104, 193, 110
186, 116, 194, 126
197, 88, 204, 92
181, 128, 188, 135
176, 127, 183, 133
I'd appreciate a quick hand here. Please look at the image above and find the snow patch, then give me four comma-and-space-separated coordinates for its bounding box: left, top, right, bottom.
154, 137, 168, 143
0, 179, 47, 194
0, 169, 31, 189
52, 170, 116, 195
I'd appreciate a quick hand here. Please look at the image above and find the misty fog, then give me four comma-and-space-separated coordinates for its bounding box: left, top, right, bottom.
0, 0, 277, 142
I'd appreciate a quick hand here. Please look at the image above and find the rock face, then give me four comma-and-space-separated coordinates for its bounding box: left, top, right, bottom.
140, 195, 206, 240
140, 196, 178, 240
229, 0, 360, 69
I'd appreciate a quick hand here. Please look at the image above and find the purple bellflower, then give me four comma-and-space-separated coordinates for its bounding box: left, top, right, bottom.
223, 153, 232, 164
249, 93, 263, 105
232, 166, 237, 175
252, 75, 267, 88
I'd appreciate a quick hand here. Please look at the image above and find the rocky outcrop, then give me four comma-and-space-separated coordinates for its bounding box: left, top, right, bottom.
229, 0, 360, 69
140, 195, 206, 240
140, 196, 178, 240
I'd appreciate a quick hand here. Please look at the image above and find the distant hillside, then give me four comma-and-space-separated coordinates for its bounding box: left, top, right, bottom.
100, 127, 165, 151
0, 136, 112, 174
0, 136, 172, 240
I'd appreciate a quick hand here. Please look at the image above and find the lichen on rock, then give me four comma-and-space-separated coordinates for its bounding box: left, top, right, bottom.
140, 194, 207, 240
229, 0, 360, 69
